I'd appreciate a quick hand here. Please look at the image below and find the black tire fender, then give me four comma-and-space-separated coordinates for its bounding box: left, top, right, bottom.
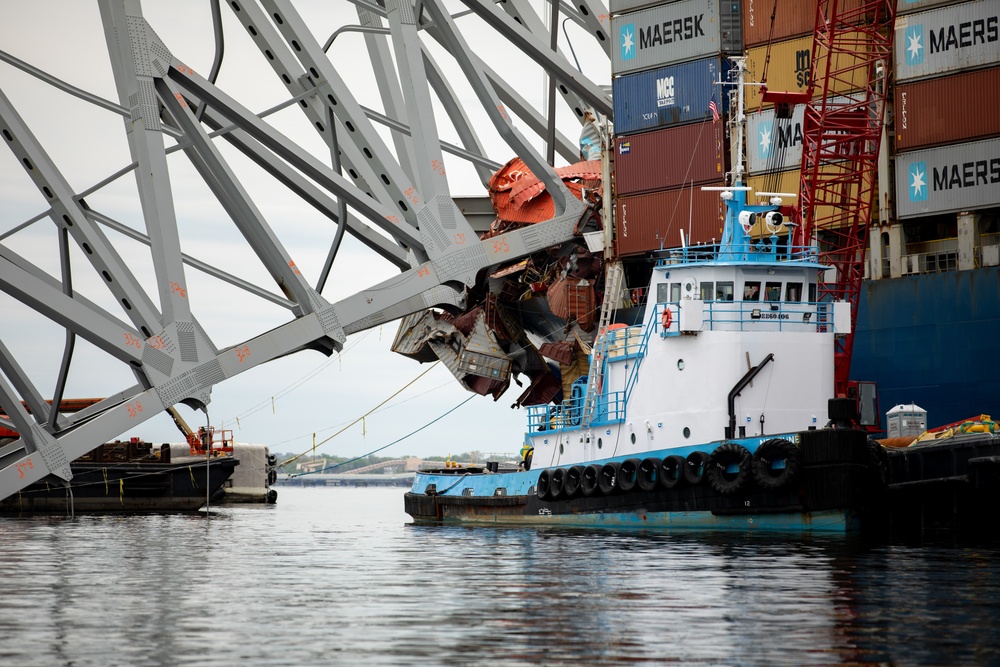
684, 451, 711, 486
564, 465, 584, 498
637, 458, 660, 492
598, 461, 620, 495
617, 458, 641, 492
659, 455, 685, 489
707, 443, 752, 495
581, 464, 602, 497
751, 439, 800, 490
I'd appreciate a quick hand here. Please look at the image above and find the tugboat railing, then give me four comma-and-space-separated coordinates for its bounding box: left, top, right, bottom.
654, 242, 820, 266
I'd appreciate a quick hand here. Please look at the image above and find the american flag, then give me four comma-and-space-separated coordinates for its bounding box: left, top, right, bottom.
709, 98, 720, 124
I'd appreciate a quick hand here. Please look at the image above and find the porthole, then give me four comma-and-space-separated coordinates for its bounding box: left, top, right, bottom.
677, 359, 685, 370
630, 433, 636, 444
559, 443, 564, 455
597, 438, 602, 449
683, 427, 691, 439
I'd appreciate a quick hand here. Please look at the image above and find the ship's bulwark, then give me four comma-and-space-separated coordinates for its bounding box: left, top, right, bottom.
852, 267, 1000, 427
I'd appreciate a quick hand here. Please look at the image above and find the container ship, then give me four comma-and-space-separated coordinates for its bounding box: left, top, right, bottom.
610, 0, 1000, 429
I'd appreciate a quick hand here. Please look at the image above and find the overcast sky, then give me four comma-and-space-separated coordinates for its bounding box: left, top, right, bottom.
0, 1, 609, 461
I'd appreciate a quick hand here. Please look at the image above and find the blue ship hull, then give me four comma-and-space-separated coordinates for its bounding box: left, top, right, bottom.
406, 429, 875, 534
852, 267, 1000, 428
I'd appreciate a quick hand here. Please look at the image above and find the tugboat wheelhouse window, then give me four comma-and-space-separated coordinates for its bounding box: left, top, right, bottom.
700, 282, 714, 301
657, 282, 682, 303
716, 281, 734, 301
786, 282, 802, 302
765, 282, 782, 302
743, 281, 761, 300
809, 282, 817, 302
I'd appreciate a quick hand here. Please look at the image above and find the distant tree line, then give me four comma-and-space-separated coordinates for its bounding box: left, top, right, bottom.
272, 451, 517, 475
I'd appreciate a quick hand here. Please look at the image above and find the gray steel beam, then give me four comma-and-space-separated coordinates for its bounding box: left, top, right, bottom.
196, 111, 413, 271
99, 0, 192, 326
454, 0, 612, 119
357, 7, 419, 184
0, 87, 163, 338
259, 0, 427, 226
222, 0, 408, 230
420, 0, 572, 215
0, 339, 52, 428
0, 249, 146, 367
421, 49, 495, 186
168, 67, 425, 252
385, 0, 452, 201
500, 0, 591, 125
158, 77, 319, 314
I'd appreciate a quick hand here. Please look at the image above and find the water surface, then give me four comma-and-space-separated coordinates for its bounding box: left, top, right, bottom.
2, 487, 998, 665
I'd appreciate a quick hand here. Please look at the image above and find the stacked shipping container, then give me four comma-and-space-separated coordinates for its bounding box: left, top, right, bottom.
611, 0, 742, 255
892, 0, 1000, 219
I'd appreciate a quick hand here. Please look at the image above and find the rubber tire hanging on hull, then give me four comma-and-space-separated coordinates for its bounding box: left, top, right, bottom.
707, 443, 752, 495
638, 458, 660, 491
617, 458, 641, 492
564, 465, 584, 498
684, 451, 710, 485
549, 468, 566, 499
752, 439, 800, 490
599, 462, 620, 495
581, 464, 601, 497
536, 469, 552, 500
659, 455, 685, 489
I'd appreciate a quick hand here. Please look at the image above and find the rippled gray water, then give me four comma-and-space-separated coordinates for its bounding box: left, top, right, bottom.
2, 486, 999, 666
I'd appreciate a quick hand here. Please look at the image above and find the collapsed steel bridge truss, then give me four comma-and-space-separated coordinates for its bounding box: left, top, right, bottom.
0, 0, 612, 501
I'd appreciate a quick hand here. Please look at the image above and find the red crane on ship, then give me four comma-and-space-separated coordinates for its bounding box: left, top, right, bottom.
764, 0, 896, 422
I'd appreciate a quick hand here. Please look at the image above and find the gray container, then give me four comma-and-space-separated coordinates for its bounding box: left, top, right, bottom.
612, 0, 742, 75
894, 137, 1000, 219
895, 0, 1000, 83
746, 96, 854, 173
897, 0, 967, 15
746, 105, 806, 174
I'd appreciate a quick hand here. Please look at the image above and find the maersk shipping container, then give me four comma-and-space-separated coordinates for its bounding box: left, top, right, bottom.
615, 184, 726, 254
894, 66, 1000, 150
745, 34, 868, 110
894, 0, 1000, 83
747, 104, 806, 173
614, 120, 726, 195
897, 0, 969, 16
746, 96, 855, 173
613, 57, 732, 135
743, 0, 867, 48
612, 0, 742, 75
895, 137, 1000, 218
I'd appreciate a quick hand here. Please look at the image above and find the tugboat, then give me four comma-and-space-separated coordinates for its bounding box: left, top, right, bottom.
405, 177, 879, 531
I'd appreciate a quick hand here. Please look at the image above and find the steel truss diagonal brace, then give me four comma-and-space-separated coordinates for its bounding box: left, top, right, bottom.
0, 87, 162, 337
224, 0, 410, 228
158, 77, 320, 315
100, 0, 192, 326
420, 0, 572, 215
195, 110, 413, 271
168, 67, 424, 252
0, 249, 145, 368
458, 0, 613, 119
260, 0, 427, 220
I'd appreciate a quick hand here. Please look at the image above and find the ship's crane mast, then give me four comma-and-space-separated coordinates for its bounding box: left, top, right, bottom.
796, 0, 896, 399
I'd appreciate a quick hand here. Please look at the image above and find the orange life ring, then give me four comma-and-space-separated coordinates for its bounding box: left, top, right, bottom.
661, 307, 672, 330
